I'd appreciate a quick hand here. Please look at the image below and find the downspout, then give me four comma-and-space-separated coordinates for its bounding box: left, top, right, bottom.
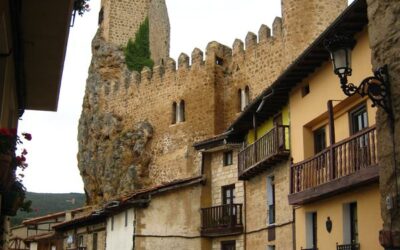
243, 180, 247, 250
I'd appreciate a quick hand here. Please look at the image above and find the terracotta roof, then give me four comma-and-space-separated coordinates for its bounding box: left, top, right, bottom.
24, 232, 58, 242
53, 176, 205, 230
119, 175, 206, 203
23, 206, 90, 225
53, 212, 106, 231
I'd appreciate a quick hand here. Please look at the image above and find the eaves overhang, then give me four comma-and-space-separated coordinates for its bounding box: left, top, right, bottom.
13, 0, 74, 112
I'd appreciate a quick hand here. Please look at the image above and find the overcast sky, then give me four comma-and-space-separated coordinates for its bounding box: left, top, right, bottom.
18, 0, 351, 193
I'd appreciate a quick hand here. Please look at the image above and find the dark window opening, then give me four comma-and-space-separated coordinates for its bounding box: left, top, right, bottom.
312, 212, 317, 248
223, 151, 233, 166
267, 176, 275, 224
179, 100, 185, 122
302, 84, 310, 97
314, 127, 326, 154
350, 202, 359, 244
221, 240, 236, 250
171, 102, 177, 124
92, 233, 98, 250
222, 184, 235, 205
216, 56, 224, 65
350, 104, 368, 135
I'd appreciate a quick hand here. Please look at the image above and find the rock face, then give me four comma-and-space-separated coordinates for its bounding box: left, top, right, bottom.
78, 32, 153, 204
366, 0, 400, 247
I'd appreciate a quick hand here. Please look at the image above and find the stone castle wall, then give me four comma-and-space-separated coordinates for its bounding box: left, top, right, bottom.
79, 0, 348, 204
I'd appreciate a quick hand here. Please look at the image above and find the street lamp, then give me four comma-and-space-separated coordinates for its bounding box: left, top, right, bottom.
324, 34, 392, 117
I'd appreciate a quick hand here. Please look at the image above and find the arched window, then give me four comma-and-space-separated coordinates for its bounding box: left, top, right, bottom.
172, 102, 177, 124
239, 86, 250, 111
245, 85, 250, 106
178, 100, 185, 122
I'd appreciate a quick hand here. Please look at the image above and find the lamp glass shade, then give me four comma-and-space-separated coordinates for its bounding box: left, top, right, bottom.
331, 47, 351, 76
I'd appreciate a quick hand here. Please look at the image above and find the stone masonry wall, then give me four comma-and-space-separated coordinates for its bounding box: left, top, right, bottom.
245, 161, 293, 250
209, 149, 244, 250
366, 0, 400, 247
282, 0, 347, 64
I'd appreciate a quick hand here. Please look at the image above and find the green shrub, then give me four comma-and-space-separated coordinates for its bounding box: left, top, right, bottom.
125, 17, 154, 72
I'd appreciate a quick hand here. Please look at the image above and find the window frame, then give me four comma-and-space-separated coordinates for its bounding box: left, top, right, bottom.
221, 240, 236, 250
349, 103, 368, 135
223, 150, 233, 166
313, 126, 326, 154
221, 184, 235, 205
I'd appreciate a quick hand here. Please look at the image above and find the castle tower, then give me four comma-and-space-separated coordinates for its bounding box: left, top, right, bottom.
281, 0, 347, 63
99, 0, 170, 65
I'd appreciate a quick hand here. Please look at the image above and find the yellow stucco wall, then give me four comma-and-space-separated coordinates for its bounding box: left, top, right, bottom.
295, 184, 382, 250
247, 104, 290, 145
289, 29, 375, 162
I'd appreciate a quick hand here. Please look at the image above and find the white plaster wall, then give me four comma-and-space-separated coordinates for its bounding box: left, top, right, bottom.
105, 208, 135, 250
30, 242, 38, 250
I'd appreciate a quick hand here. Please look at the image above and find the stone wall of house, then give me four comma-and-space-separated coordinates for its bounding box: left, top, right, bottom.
134, 185, 206, 249
245, 161, 293, 250
366, 0, 400, 248
78, 0, 349, 204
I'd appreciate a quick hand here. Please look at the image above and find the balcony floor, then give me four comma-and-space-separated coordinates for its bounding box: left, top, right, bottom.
239, 150, 290, 180
288, 164, 378, 205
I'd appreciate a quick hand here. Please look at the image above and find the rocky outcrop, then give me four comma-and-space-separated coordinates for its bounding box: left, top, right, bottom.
78, 31, 153, 204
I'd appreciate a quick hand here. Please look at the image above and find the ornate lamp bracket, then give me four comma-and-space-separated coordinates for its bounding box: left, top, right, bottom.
339, 65, 392, 119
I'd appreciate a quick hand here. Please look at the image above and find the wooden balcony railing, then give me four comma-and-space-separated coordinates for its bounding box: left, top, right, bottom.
337, 243, 360, 250
201, 204, 243, 237
291, 126, 377, 194
238, 125, 290, 179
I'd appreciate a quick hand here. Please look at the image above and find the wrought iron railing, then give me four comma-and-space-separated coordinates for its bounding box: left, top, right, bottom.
337, 243, 360, 250
291, 126, 377, 193
238, 125, 290, 176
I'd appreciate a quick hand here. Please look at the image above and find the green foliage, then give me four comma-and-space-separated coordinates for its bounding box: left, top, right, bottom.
124, 17, 154, 72
10, 192, 85, 226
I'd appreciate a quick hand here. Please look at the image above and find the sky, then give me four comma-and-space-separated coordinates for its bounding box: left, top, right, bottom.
18, 0, 351, 193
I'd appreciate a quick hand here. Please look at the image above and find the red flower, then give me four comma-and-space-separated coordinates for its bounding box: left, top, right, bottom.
22, 133, 32, 141
22, 149, 28, 155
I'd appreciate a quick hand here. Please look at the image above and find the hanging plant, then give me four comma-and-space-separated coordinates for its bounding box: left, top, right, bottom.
73, 0, 90, 16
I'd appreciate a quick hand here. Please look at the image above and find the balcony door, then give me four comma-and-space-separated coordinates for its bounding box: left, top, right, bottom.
222, 184, 236, 225
349, 105, 370, 169
273, 113, 284, 149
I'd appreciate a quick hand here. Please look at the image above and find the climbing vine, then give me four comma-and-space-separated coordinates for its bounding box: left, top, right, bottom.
125, 17, 154, 72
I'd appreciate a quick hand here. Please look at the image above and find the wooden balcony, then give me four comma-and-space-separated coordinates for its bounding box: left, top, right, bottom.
201, 204, 243, 237
238, 125, 290, 180
289, 126, 378, 205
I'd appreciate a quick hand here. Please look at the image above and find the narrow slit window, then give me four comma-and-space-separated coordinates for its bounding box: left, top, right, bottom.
178, 100, 185, 122
172, 102, 177, 124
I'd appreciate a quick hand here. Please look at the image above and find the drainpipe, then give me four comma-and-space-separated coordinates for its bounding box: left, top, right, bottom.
243, 180, 247, 250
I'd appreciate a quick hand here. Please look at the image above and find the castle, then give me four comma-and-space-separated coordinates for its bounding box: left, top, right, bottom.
78, 0, 347, 204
